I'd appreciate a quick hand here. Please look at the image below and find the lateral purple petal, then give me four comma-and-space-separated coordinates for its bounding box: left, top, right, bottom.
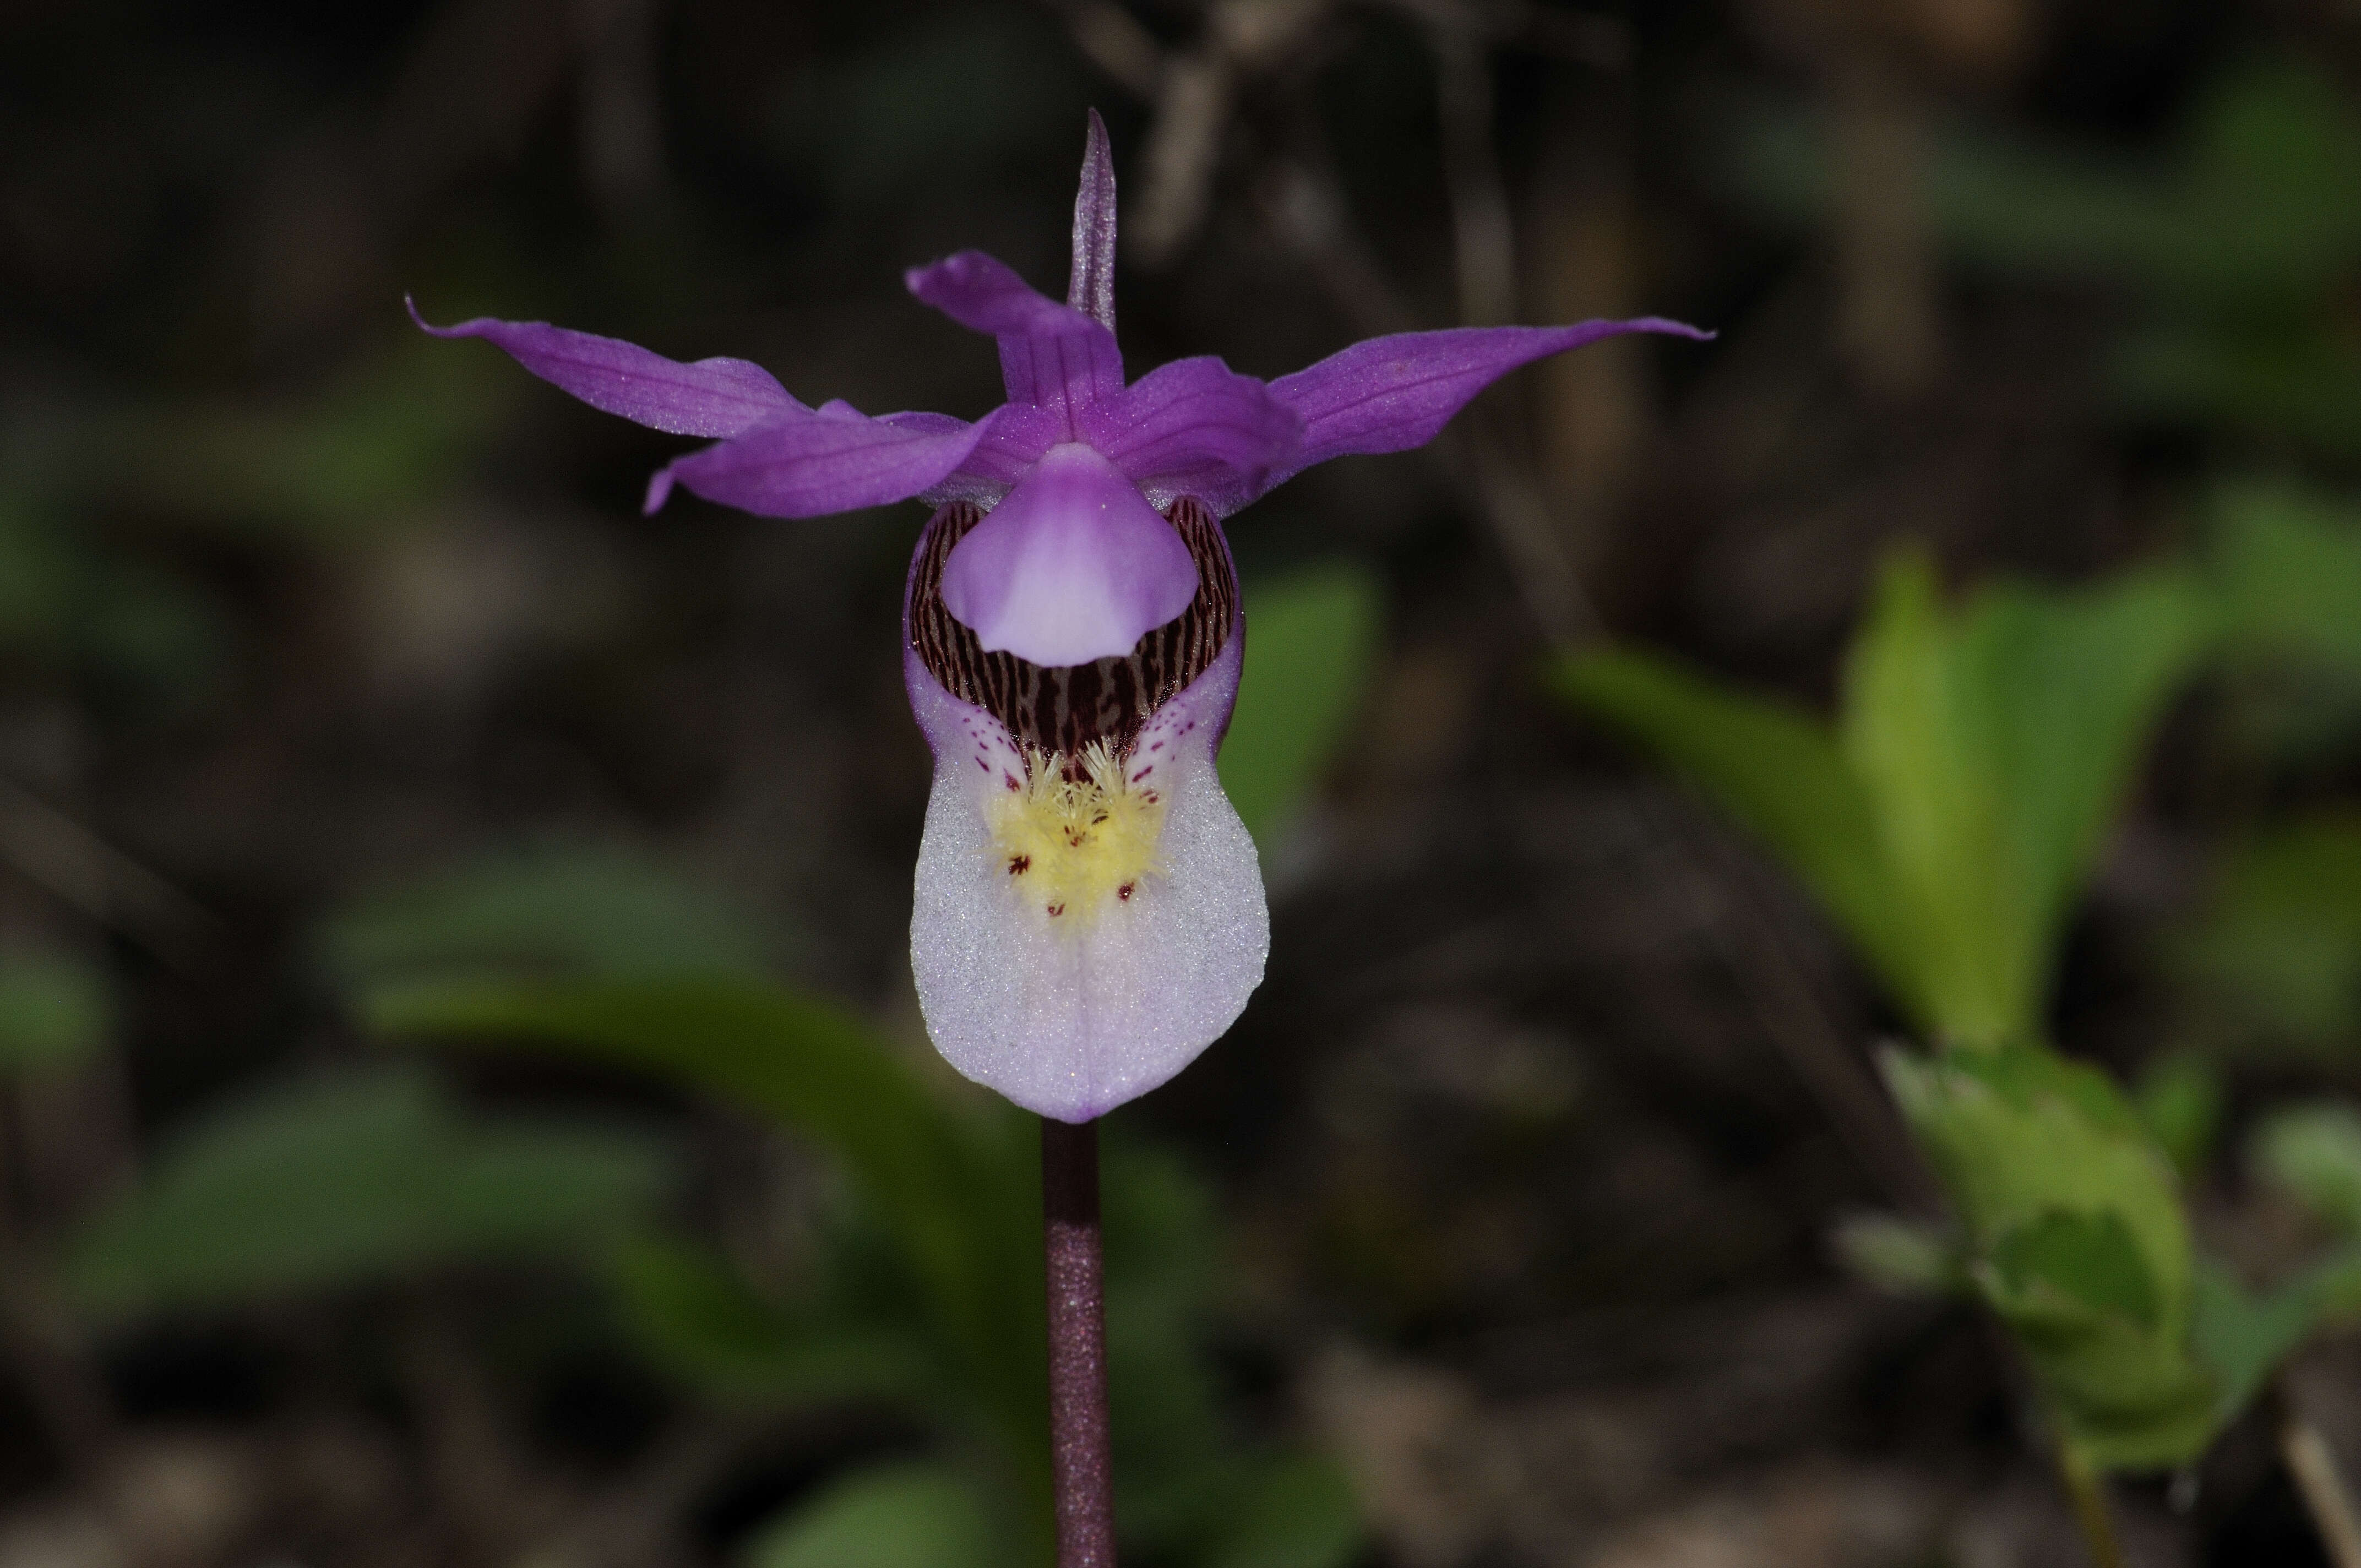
1080, 356, 1304, 515
904, 250, 1124, 428
407, 298, 801, 438
650, 407, 992, 519
1265, 317, 1711, 484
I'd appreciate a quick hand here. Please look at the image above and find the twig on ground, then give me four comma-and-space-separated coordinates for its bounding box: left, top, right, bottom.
2284, 1411, 2361, 1568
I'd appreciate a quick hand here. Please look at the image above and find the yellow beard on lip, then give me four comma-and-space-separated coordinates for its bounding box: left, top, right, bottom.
987, 741, 1168, 927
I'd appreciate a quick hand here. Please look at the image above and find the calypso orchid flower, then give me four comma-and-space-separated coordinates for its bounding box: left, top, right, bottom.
414, 113, 1706, 1124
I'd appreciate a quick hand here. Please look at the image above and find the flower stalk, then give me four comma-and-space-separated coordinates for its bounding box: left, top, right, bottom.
1042, 1117, 1116, 1568
2056, 1437, 2126, 1568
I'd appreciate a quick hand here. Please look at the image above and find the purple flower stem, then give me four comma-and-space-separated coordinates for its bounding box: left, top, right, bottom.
1042, 1115, 1117, 1568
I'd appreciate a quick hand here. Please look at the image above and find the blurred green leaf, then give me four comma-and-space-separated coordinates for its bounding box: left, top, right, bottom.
68, 1065, 671, 1313
2193, 1251, 2361, 1419
108, 344, 512, 541
369, 976, 1362, 1566
741, 1461, 1005, 1568
1203, 1455, 1364, 1568
1553, 647, 1908, 993
2214, 485, 2361, 671
0, 951, 111, 1076
1732, 59, 2361, 301
1830, 1211, 1970, 1297
365, 977, 1045, 1475
1562, 551, 2209, 1048
0, 503, 84, 647
2254, 1103, 2361, 1235
2181, 814, 2361, 1048
2135, 1054, 2224, 1179
1883, 1042, 2216, 1469
606, 1231, 931, 1405
1843, 553, 2212, 1045
1221, 564, 1384, 843
2114, 327, 2361, 456
1992, 1209, 2161, 1330
327, 845, 779, 990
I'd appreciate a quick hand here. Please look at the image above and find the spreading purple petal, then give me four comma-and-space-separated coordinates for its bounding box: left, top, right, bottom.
649, 406, 993, 519
1081, 356, 1304, 515
407, 298, 801, 438
938, 443, 1199, 666
905, 251, 1124, 431
1068, 108, 1119, 331
1265, 318, 1712, 486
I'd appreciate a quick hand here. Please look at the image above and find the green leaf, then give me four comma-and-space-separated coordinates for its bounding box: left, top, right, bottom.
1204, 1455, 1365, 1568
1839, 552, 2012, 1042
1551, 647, 1913, 1007
605, 1231, 931, 1406
1564, 552, 2207, 1052
1732, 59, 2361, 302
1842, 552, 2210, 1046
365, 977, 1045, 1474
2190, 1251, 2361, 1420
1991, 1210, 2161, 1330
2115, 328, 2361, 458
1221, 564, 1383, 842
2215, 484, 2361, 671
2182, 815, 2361, 1048
2254, 1103, 2361, 1235
0, 951, 110, 1075
2135, 1054, 2224, 1178
741, 1461, 1006, 1568
67, 1065, 671, 1313
325, 845, 779, 989
1830, 1211, 1970, 1297
1883, 1042, 2216, 1468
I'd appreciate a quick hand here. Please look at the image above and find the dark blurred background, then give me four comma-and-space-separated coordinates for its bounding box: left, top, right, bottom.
4, 2, 2361, 1566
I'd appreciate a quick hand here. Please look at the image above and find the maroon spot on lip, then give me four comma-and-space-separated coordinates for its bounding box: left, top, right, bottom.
1117, 881, 1135, 901
1046, 901, 1065, 917
1008, 854, 1031, 875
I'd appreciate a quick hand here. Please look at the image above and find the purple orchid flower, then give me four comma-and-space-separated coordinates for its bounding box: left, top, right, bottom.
412, 113, 1706, 1123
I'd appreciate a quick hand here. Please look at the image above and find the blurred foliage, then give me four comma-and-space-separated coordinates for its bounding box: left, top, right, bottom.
2134, 1053, 2225, 1182
1829, 1211, 1968, 1298
0, 949, 111, 1076
2179, 815, 2361, 1052
67, 1063, 673, 1314
741, 1461, 1000, 1568
335, 824, 1361, 1568
1556, 543, 2361, 1473
1883, 1042, 2215, 1469
1559, 548, 2211, 1049
1733, 57, 2361, 455
324, 842, 784, 988
369, 967, 1359, 1568
1221, 563, 1384, 844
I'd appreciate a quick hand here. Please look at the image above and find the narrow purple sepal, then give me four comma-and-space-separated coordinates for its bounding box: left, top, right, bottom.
650, 406, 994, 519
406, 297, 801, 438
1068, 109, 1118, 332
1264, 318, 1713, 487
1080, 356, 1304, 515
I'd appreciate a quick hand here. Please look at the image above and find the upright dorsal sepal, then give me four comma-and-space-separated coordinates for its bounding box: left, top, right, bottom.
1069, 108, 1118, 333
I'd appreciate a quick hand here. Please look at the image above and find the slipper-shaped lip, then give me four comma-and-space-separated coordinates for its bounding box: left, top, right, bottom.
901, 555, 1266, 1124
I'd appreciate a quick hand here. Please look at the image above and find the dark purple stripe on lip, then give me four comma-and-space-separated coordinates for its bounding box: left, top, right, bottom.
908, 496, 1237, 764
